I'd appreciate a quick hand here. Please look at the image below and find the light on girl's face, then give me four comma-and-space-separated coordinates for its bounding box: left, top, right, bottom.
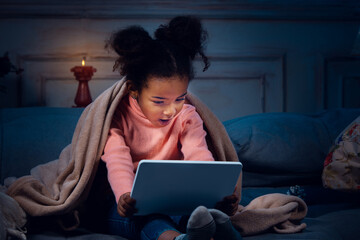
136, 75, 189, 128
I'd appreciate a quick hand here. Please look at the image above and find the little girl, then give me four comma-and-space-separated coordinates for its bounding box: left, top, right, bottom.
102, 16, 241, 240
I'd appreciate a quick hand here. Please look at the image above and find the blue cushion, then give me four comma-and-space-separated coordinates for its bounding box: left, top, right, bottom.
0, 107, 83, 182
224, 112, 331, 187
311, 108, 360, 141
224, 109, 360, 187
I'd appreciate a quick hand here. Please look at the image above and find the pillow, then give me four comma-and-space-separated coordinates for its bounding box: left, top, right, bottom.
322, 116, 360, 191
224, 112, 331, 187
0, 107, 83, 182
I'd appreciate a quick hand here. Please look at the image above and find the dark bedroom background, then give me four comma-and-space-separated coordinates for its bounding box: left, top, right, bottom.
0, 0, 359, 121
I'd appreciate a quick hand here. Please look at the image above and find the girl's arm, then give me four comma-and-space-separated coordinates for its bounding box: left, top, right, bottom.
102, 127, 135, 203
179, 106, 214, 161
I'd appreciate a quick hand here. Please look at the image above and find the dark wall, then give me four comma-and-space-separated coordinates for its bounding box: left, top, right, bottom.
1, 0, 359, 120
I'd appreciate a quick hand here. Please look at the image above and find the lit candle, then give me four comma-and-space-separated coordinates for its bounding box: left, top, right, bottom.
71, 57, 97, 108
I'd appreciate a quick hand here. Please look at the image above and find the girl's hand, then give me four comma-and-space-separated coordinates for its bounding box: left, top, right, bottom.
117, 192, 137, 217
215, 187, 240, 216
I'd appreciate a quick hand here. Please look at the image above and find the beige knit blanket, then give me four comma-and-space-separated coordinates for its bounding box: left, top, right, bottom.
231, 193, 307, 236
6, 78, 237, 217
5, 78, 307, 236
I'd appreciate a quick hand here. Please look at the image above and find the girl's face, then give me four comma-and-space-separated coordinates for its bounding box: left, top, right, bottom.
134, 75, 189, 127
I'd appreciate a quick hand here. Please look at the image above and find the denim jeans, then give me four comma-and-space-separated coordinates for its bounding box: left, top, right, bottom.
106, 201, 189, 240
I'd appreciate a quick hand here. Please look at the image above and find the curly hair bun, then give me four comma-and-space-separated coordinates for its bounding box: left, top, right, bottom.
107, 26, 154, 74
110, 26, 152, 57
155, 16, 209, 70
106, 15, 210, 87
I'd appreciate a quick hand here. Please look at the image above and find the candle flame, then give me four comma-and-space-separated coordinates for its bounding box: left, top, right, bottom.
82, 58, 85, 66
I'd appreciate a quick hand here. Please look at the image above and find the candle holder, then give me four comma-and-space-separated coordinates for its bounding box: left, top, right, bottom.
71, 63, 96, 108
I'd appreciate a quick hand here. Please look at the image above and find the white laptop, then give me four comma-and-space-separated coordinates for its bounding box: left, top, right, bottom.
130, 160, 242, 216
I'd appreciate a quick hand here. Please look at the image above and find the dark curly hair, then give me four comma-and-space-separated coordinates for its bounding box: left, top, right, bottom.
106, 16, 209, 92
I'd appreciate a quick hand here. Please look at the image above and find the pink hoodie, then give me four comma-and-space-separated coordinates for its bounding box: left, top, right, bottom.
102, 95, 214, 202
